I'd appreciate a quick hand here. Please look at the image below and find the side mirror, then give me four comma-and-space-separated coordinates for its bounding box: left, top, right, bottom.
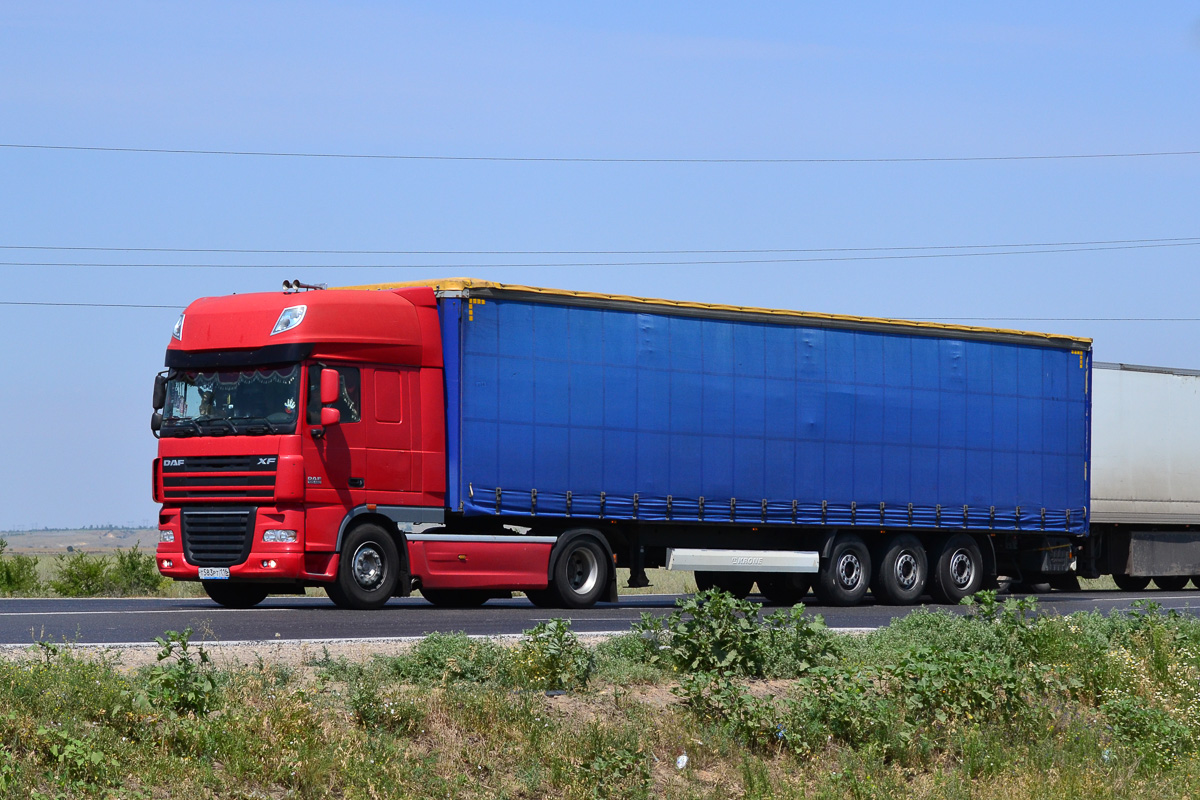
151, 411, 163, 434
320, 406, 341, 426
320, 368, 340, 405
152, 373, 168, 410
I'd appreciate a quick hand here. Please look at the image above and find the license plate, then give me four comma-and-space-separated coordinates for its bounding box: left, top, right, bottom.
198, 567, 230, 580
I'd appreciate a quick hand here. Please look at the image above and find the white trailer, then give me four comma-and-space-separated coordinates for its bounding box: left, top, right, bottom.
1085, 362, 1200, 590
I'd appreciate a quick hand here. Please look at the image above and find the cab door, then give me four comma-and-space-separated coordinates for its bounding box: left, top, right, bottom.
365, 367, 416, 499
301, 363, 368, 515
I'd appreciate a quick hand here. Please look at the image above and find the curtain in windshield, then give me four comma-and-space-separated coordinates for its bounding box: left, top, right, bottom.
164, 365, 301, 426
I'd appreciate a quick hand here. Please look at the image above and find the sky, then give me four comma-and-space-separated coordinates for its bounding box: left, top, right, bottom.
1, 3, 1197, 530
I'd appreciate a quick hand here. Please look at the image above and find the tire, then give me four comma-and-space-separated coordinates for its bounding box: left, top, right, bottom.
757, 574, 812, 605
421, 588, 491, 607
325, 523, 400, 609
1154, 576, 1189, 591
1113, 573, 1150, 592
929, 534, 984, 604
871, 534, 928, 606
815, 533, 872, 607
203, 581, 270, 609
550, 536, 610, 609
695, 571, 755, 599
1012, 582, 1052, 595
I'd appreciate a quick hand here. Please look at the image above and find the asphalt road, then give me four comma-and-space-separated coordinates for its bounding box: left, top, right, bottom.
1, 589, 1198, 646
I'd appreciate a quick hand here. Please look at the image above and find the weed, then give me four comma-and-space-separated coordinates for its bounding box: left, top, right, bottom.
128, 628, 219, 716
47, 550, 112, 596
108, 543, 166, 595
510, 618, 593, 690
0, 537, 41, 596
384, 631, 508, 685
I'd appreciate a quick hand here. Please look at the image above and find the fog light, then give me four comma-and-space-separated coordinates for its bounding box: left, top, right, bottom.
159, 530, 175, 543
261, 559, 277, 569
161, 559, 173, 568
263, 529, 297, 543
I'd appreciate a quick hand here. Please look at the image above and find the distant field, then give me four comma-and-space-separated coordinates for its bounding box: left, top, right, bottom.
0, 527, 159, 554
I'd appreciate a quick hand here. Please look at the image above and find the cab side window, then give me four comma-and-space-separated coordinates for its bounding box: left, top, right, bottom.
307, 365, 361, 424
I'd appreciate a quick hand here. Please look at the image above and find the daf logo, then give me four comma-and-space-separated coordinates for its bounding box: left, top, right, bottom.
259, 457, 277, 466
163, 459, 185, 467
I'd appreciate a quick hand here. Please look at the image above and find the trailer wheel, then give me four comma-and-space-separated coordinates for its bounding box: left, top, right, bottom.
929, 534, 983, 604
203, 581, 270, 609
326, 523, 399, 609
872, 534, 928, 605
757, 574, 811, 605
694, 571, 755, 599
815, 534, 872, 607
1113, 574, 1150, 592
420, 588, 491, 607
550, 536, 610, 609
1153, 576, 1189, 591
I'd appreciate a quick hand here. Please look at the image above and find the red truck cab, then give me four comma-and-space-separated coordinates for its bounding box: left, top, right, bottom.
152, 285, 452, 608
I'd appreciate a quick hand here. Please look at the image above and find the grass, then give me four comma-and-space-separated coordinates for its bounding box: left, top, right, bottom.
5, 593, 1200, 798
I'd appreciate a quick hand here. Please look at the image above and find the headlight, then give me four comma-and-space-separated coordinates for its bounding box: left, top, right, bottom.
263, 529, 298, 543
271, 305, 307, 336
159, 530, 175, 543
172, 313, 185, 341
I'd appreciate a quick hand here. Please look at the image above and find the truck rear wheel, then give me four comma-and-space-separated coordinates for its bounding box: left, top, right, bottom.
1113, 574, 1150, 592
929, 534, 983, 604
815, 533, 871, 607
757, 574, 811, 605
326, 523, 399, 609
203, 581, 270, 609
550, 536, 610, 608
872, 534, 928, 605
694, 571, 755, 599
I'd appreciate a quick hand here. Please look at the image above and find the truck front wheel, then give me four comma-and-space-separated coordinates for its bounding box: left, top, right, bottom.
203, 581, 269, 609
551, 536, 610, 609
929, 534, 983, 604
326, 523, 400, 610
815, 534, 872, 607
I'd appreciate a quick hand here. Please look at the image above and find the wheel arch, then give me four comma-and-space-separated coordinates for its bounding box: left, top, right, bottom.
335, 506, 419, 595
547, 527, 618, 603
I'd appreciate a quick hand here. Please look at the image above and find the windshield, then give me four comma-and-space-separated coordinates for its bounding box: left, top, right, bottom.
161, 364, 301, 436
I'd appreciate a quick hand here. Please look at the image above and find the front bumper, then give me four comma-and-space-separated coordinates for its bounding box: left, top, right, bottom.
156, 505, 338, 583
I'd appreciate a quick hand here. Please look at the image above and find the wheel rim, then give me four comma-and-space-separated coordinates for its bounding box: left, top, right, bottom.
836, 552, 862, 590
351, 544, 385, 591
565, 547, 599, 595
948, 549, 974, 589
894, 551, 919, 590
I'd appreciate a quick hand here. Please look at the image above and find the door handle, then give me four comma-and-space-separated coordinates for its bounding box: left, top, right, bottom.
348, 478, 364, 488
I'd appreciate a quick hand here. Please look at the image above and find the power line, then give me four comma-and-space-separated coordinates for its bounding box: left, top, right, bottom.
0, 301, 182, 309
1, 240, 1197, 269
3, 142, 1199, 164
1, 300, 1194, 322
2, 236, 1197, 257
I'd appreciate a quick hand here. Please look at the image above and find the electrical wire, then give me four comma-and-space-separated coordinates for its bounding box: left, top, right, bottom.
2, 298, 1200, 321
2, 236, 1197, 256
1, 239, 1198, 269
3, 142, 1199, 163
